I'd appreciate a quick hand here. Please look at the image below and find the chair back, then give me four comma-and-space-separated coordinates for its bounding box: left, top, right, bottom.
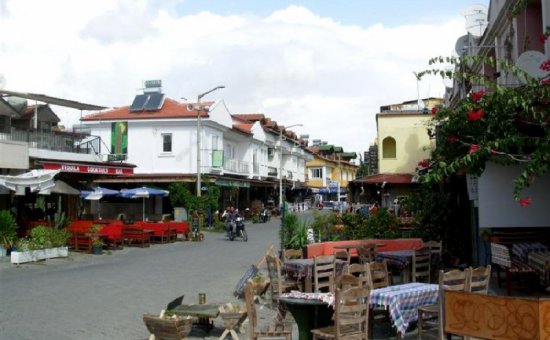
265, 254, 284, 302
344, 263, 371, 289
314, 255, 336, 293
283, 248, 303, 261
424, 240, 442, 254
437, 268, 470, 340
468, 265, 491, 294
368, 260, 390, 289
412, 246, 432, 283
243, 282, 258, 336
358, 244, 377, 264
334, 250, 351, 264
336, 273, 362, 290
334, 286, 370, 338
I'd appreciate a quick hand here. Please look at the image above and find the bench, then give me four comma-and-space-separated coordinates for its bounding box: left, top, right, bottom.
306, 238, 424, 259
66, 220, 94, 253
136, 222, 176, 243
490, 242, 537, 295
99, 223, 124, 249
123, 225, 151, 247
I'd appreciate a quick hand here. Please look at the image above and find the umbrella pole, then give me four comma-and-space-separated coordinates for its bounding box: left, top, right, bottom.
142, 198, 145, 221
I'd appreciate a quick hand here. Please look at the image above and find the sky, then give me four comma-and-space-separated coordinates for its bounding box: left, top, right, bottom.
0, 0, 489, 156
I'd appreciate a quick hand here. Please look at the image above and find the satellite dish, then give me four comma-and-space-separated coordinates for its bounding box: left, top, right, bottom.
516, 50, 549, 82
455, 35, 469, 55
463, 4, 488, 37
0, 74, 6, 89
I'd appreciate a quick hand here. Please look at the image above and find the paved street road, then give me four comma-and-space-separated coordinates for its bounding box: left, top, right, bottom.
0, 216, 290, 340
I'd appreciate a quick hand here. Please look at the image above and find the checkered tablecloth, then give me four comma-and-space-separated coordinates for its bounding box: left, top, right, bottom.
369, 282, 439, 336
283, 258, 347, 280
375, 250, 414, 270
528, 251, 550, 285
512, 242, 548, 263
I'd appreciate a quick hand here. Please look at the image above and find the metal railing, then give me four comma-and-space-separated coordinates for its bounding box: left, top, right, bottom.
268, 167, 278, 177
0, 128, 102, 155
223, 158, 249, 174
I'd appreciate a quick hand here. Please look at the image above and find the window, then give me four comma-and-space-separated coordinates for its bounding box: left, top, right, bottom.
211, 135, 219, 151
382, 137, 396, 158
310, 167, 322, 179
162, 133, 172, 152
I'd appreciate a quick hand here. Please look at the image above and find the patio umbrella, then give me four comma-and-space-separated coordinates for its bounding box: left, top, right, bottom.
80, 187, 120, 219
120, 186, 169, 221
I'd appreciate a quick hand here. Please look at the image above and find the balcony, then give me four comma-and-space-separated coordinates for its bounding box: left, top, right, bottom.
1, 128, 101, 155
253, 163, 260, 175
267, 167, 278, 177
224, 158, 249, 174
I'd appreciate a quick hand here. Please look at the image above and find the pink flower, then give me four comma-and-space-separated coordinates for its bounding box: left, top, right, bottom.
431, 107, 438, 115
541, 59, 550, 72
519, 197, 532, 207
469, 144, 481, 154
467, 109, 484, 121
540, 34, 549, 44
470, 90, 486, 102
490, 149, 498, 156
541, 78, 550, 86
448, 135, 458, 144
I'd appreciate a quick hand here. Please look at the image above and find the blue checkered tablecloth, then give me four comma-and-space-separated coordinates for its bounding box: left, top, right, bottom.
369, 282, 439, 336
512, 242, 548, 263
283, 258, 347, 280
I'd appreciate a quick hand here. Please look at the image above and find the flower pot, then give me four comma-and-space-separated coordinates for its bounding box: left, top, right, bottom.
10, 246, 68, 264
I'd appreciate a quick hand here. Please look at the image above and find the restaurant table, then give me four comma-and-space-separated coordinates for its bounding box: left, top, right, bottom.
528, 251, 550, 285
283, 258, 347, 292
168, 304, 220, 331
369, 282, 438, 338
279, 291, 335, 340
376, 249, 415, 283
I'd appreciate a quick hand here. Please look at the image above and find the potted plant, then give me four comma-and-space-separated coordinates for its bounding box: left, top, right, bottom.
0, 210, 17, 255
11, 226, 70, 264
89, 224, 104, 255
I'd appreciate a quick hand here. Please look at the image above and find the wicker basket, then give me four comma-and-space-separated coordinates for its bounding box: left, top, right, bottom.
143, 313, 194, 340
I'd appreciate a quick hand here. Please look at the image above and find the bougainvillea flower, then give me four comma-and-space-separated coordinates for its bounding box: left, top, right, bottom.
469, 144, 481, 154
448, 135, 458, 143
519, 197, 532, 207
470, 90, 486, 102
540, 34, 549, 44
467, 109, 484, 121
431, 107, 438, 115
541, 59, 550, 72
418, 160, 429, 168
541, 78, 550, 86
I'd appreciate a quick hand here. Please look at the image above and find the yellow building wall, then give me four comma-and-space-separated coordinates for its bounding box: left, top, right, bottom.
377, 114, 434, 173
306, 155, 357, 189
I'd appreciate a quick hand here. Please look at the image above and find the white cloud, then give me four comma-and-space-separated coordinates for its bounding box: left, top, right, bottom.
0, 0, 467, 154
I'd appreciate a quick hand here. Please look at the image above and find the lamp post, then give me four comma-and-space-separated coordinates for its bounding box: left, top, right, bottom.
278, 123, 302, 253
196, 86, 225, 197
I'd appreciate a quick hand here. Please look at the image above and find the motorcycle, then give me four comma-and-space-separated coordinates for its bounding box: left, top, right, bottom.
228, 215, 248, 241
259, 209, 270, 223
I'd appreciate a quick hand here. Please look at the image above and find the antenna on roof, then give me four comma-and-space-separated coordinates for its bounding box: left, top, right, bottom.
462, 4, 488, 37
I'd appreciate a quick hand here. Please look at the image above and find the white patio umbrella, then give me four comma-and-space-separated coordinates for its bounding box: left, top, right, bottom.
80, 187, 120, 219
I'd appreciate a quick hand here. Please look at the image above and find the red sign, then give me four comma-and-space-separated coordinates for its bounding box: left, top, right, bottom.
41, 162, 134, 175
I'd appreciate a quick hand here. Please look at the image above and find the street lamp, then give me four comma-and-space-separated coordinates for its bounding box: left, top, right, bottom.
278, 123, 303, 208
196, 85, 225, 197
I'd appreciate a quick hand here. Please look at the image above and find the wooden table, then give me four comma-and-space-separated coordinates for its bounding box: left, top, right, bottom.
369, 282, 438, 339
283, 258, 347, 292
279, 293, 335, 340
169, 304, 220, 331
376, 249, 415, 283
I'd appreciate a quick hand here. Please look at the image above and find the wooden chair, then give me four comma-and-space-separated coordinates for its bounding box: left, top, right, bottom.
336, 273, 363, 290
367, 260, 390, 289
282, 248, 303, 261
424, 240, 443, 282
243, 282, 292, 340
357, 244, 377, 264
417, 268, 470, 340
412, 246, 431, 283
265, 254, 299, 304
467, 265, 491, 294
314, 255, 336, 293
334, 250, 351, 265
311, 286, 370, 340
344, 263, 371, 289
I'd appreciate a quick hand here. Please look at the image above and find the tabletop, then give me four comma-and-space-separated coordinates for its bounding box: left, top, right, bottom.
370, 282, 438, 336
169, 304, 220, 318
375, 249, 415, 270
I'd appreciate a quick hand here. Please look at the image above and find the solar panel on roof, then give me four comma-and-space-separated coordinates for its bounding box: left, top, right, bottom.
143, 93, 165, 111
129, 94, 148, 112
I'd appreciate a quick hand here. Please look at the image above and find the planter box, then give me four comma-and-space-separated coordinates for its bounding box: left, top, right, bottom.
11, 246, 69, 264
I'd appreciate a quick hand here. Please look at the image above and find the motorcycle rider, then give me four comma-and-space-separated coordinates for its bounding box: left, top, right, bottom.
222, 206, 237, 236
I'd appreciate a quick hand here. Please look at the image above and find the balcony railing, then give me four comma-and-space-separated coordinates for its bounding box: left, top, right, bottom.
1, 128, 101, 155
267, 167, 278, 177
253, 163, 260, 175
224, 158, 249, 174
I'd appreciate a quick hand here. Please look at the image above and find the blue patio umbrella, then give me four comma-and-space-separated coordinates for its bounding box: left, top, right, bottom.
80, 187, 120, 219
120, 186, 169, 221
